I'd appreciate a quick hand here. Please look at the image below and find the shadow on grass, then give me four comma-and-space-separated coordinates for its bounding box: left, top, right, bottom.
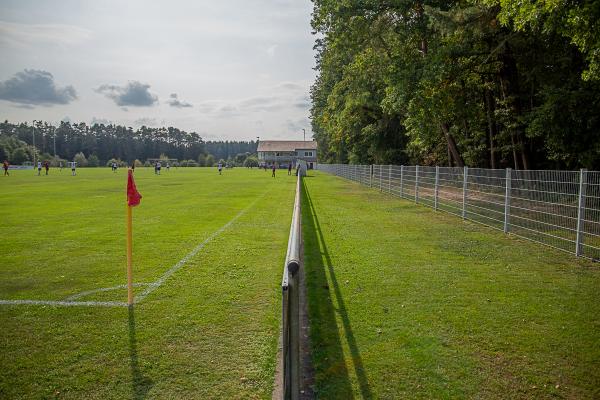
302, 180, 372, 399
128, 306, 153, 399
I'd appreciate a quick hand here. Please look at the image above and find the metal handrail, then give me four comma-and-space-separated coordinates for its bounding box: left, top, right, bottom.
281, 171, 302, 399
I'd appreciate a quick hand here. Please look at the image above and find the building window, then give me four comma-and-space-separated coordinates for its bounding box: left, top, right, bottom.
304, 151, 313, 157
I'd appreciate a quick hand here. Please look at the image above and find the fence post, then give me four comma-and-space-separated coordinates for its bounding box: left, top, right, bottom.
504, 168, 511, 233
462, 166, 468, 219
388, 165, 392, 193
400, 165, 404, 198
379, 166, 383, 192
575, 169, 587, 257
415, 165, 419, 203
434, 166, 439, 210
370, 165, 373, 187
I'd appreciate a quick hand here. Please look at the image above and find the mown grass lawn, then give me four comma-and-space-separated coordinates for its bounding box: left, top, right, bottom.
0, 167, 295, 399
302, 171, 600, 399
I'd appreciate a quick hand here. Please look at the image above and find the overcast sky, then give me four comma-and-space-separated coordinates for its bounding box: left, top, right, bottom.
0, 0, 316, 141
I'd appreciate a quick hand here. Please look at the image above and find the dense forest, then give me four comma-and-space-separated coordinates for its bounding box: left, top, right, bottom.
310, 0, 600, 169
0, 120, 257, 166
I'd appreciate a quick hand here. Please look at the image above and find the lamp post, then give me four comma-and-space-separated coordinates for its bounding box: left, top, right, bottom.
32, 120, 36, 169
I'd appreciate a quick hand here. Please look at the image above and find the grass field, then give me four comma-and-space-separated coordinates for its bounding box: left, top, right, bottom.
302, 172, 600, 399
0, 167, 296, 399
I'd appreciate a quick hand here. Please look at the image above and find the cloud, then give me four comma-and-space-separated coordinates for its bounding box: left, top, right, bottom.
134, 117, 161, 127
266, 44, 278, 58
0, 69, 77, 106
277, 82, 304, 91
286, 117, 310, 133
95, 81, 158, 107
91, 117, 112, 125
293, 95, 310, 109
0, 21, 91, 48
167, 93, 192, 108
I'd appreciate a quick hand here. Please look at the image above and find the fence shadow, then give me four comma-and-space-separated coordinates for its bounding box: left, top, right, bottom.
128, 306, 153, 399
302, 180, 372, 399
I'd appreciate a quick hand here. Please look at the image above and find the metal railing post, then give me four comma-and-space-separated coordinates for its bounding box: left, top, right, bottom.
462, 166, 468, 219
415, 165, 419, 203
434, 166, 439, 210
379, 165, 383, 192
400, 165, 404, 197
504, 168, 511, 233
575, 169, 587, 257
388, 165, 392, 193
370, 165, 373, 188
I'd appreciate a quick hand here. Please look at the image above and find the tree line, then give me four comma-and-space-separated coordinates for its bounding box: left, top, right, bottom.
310, 0, 600, 170
0, 120, 257, 166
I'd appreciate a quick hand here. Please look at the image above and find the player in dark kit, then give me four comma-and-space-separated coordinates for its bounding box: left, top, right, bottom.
271, 164, 276, 178
44, 161, 49, 175
3, 160, 9, 176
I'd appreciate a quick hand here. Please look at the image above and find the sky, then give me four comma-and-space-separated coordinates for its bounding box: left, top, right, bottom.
0, 0, 316, 141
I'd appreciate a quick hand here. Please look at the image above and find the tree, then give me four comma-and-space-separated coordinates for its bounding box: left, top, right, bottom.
309, 0, 600, 169
243, 155, 259, 168
205, 154, 215, 167
11, 148, 29, 164
88, 154, 100, 167
197, 153, 207, 166
73, 152, 88, 167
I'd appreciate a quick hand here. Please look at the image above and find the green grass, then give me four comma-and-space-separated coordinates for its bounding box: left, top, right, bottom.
0, 167, 295, 399
302, 171, 600, 399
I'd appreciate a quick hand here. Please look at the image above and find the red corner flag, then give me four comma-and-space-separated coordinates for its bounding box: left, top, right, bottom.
127, 169, 142, 207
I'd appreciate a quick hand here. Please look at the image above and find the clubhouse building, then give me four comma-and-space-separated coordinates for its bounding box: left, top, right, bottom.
257, 140, 318, 169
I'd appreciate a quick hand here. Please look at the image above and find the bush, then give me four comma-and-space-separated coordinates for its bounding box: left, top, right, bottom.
106, 158, 128, 167
205, 154, 215, 167
197, 153, 207, 167
134, 159, 143, 167
88, 154, 100, 167
73, 152, 88, 167
11, 148, 29, 164
180, 159, 198, 167
243, 156, 259, 168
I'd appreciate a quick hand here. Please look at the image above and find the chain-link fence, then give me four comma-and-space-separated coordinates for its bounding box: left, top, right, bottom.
317, 164, 600, 261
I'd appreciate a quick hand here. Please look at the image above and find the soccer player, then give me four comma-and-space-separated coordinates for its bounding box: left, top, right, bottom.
218, 162, 223, 175
71, 161, 76, 176
37, 161, 42, 176
3, 160, 9, 176
272, 164, 276, 178
157, 161, 161, 175
44, 161, 49, 175
166, 162, 170, 171
288, 164, 292, 176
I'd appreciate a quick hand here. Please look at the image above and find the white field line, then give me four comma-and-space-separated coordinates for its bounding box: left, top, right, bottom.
0, 299, 128, 307
134, 196, 262, 303
64, 283, 152, 301
0, 195, 263, 308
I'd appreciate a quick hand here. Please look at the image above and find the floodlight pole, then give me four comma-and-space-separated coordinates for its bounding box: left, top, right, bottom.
302, 129, 305, 142
32, 120, 36, 169
53, 127, 57, 157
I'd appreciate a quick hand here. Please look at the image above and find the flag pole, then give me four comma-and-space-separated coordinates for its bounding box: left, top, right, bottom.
127, 203, 133, 305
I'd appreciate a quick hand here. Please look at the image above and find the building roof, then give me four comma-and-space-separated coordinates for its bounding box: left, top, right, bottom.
257, 140, 318, 152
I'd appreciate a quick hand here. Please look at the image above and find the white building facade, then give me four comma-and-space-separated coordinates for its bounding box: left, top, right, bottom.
257, 140, 318, 169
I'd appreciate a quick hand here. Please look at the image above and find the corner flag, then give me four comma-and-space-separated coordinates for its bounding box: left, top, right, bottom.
126, 168, 141, 306
127, 169, 142, 206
